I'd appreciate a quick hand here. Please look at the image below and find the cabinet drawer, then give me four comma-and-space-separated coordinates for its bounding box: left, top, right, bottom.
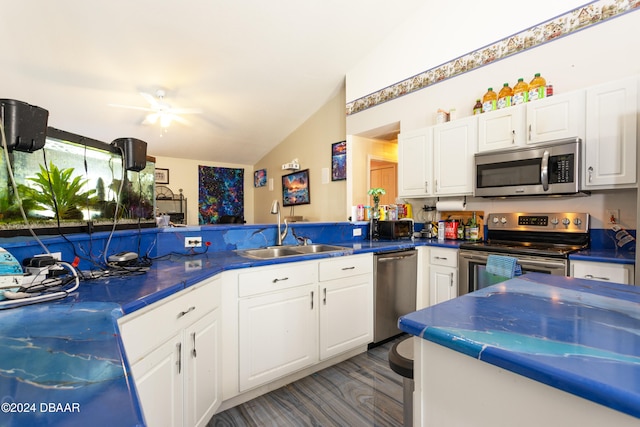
571, 261, 634, 285
430, 248, 458, 268
318, 253, 373, 282
238, 261, 316, 297
118, 278, 219, 363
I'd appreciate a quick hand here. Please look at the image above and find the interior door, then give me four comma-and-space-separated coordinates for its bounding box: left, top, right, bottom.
370, 160, 397, 205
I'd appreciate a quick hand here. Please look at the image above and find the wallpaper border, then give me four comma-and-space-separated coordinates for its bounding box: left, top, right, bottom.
346, 0, 640, 116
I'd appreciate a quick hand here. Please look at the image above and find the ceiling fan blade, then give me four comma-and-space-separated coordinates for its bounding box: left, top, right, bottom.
139, 91, 162, 108
142, 113, 160, 125
169, 107, 203, 115
109, 103, 155, 112
171, 115, 191, 125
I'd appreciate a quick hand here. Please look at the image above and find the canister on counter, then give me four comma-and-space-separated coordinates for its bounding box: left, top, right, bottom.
437, 221, 445, 241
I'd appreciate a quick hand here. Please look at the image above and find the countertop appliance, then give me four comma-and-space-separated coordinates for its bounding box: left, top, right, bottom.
372, 249, 417, 345
458, 212, 589, 296
474, 138, 584, 197
375, 219, 414, 240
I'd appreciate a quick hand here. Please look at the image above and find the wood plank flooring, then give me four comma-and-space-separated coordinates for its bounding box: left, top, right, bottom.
208, 336, 406, 427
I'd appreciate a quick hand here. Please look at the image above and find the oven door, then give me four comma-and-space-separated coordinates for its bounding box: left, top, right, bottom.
458, 249, 567, 296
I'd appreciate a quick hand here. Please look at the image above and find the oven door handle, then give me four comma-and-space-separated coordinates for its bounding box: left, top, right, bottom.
517, 258, 566, 268
541, 149, 550, 191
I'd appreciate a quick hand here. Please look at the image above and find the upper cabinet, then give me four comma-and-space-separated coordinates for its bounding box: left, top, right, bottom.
433, 115, 478, 196
526, 90, 586, 144
478, 104, 526, 152
398, 127, 433, 197
583, 76, 638, 189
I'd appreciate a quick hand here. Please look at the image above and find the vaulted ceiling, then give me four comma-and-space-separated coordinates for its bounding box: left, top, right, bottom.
0, 1, 424, 164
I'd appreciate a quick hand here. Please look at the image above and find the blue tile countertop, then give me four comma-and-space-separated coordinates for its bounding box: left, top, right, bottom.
0, 239, 417, 426
0, 220, 631, 426
399, 272, 640, 419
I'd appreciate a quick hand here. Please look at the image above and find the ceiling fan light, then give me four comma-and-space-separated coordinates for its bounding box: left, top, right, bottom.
145, 112, 159, 125
160, 113, 173, 128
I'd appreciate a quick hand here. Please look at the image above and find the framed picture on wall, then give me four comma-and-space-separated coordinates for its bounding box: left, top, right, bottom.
155, 168, 169, 184
254, 169, 267, 187
331, 140, 346, 181
282, 169, 310, 207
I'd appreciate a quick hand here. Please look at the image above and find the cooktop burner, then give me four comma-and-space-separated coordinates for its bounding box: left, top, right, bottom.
460, 212, 590, 258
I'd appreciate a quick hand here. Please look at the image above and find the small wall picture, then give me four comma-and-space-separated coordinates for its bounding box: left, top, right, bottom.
331, 140, 346, 181
254, 169, 267, 187
155, 168, 169, 184
282, 169, 310, 207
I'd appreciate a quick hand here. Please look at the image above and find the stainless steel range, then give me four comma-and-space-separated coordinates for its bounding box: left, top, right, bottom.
458, 212, 590, 296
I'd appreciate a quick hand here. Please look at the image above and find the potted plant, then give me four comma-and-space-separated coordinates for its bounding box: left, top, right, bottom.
367, 187, 386, 220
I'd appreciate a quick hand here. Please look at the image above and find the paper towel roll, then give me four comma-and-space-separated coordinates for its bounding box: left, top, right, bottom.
436, 200, 466, 212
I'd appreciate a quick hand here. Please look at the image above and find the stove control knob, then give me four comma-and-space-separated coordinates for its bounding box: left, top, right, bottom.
574, 218, 582, 227
562, 218, 571, 226
500, 217, 507, 224
492, 217, 499, 224
551, 217, 559, 225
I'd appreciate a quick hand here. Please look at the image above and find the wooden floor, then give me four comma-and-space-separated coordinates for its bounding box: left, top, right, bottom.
208, 336, 406, 427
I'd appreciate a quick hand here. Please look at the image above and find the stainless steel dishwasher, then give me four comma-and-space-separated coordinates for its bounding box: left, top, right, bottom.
372, 249, 417, 345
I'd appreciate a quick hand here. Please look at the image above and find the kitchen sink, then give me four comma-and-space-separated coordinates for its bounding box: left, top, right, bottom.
237, 244, 351, 259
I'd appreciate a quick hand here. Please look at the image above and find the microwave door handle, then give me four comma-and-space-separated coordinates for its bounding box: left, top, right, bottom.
541, 150, 550, 191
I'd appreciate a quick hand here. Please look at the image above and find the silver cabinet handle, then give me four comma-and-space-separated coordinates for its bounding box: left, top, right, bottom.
323, 288, 327, 305
341, 266, 355, 270
588, 166, 593, 183
528, 124, 532, 141
512, 129, 515, 144
272, 277, 289, 283
176, 342, 182, 374
311, 291, 314, 309
191, 332, 197, 358
425, 181, 429, 192
450, 272, 454, 286
177, 306, 195, 318
585, 274, 610, 281
434, 256, 448, 260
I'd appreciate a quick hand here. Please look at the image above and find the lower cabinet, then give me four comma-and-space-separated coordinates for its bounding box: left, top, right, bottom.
570, 260, 635, 285
318, 254, 373, 360
238, 283, 318, 392
429, 247, 458, 305
236, 254, 374, 393
118, 277, 221, 427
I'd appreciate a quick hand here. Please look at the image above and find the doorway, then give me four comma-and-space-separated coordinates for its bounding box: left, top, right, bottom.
369, 159, 397, 206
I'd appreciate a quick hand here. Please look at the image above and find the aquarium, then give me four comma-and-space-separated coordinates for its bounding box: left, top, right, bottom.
0, 128, 155, 236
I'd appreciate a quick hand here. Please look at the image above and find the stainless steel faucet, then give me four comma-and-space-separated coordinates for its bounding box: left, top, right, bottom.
270, 200, 289, 245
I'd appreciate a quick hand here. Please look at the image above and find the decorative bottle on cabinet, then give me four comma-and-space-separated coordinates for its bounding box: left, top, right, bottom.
512, 78, 529, 105
528, 73, 547, 101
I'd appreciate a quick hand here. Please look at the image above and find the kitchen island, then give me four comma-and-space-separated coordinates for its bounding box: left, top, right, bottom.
399, 273, 640, 426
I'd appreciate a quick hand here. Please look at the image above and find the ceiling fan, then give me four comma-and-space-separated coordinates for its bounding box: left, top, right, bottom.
110, 89, 202, 128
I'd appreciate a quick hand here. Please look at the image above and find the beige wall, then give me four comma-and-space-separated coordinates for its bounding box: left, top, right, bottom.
153, 156, 254, 225
253, 86, 347, 224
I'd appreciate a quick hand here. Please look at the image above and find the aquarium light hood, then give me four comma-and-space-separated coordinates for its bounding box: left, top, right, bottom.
0, 99, 49, 153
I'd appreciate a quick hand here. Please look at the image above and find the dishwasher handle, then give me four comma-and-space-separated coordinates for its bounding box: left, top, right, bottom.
376, 251, 417, 263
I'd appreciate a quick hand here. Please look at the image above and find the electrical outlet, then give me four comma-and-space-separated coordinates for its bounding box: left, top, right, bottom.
606, 209, 620, 225
185, 237, 203, 248
185, 259, 202, 271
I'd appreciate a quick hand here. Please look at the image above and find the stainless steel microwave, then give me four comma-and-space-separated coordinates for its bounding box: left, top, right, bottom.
474, 138, 583, 197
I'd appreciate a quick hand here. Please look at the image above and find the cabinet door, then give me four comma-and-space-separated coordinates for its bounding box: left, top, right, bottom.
398, 127, 433, 197
185, 309, 220, 427
571, 260, 634, 285
130, 334, 183, 427
584, 77, 638, 188
238, 284, 318, 392
478, 104, 526, 152
429, 265, 457, 305
319, 275, 373, 360
526, 90, 585, 144
433, 115, 478, 196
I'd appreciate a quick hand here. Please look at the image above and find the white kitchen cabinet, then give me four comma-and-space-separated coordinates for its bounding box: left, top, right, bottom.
398, 127, 433, 197
429, 248, 458, 305
525, 90, 585, 144
433, 115, 478, 196
583, 76, 638, 189
119, 277, 222, 427
238, 283, 318, 392
318, 254, 373, 360
477, 104, 526, 152
570, 260, 635, 285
